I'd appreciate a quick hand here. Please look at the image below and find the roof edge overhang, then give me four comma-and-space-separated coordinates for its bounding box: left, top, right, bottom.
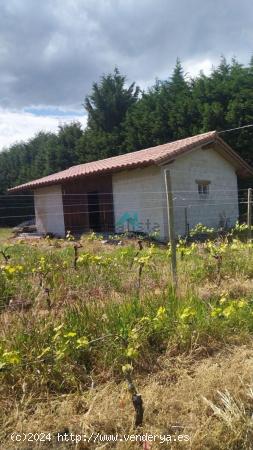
7, 160, 155, 193
214, 136, 253, 177
156, 142, 211, 167
7, 132, 253, 194
156, 136, 253, 178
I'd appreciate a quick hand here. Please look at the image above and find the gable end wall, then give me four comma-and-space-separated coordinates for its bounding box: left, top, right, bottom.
164, 146, 239, 236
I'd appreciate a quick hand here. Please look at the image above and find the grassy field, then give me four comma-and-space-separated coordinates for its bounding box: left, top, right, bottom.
1, 226, 253, 449
0, 227, 12, 243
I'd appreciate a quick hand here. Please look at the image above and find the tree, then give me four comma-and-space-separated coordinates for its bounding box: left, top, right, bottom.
79, 68, 140, 159
123, 60, 193, 150
123, 81, 167, 151
84, 67, 139, 133
163, 59, 193, 139
56, 122, 83, 169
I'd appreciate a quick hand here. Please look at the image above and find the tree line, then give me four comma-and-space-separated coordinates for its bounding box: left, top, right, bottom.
1, 57, 253, 224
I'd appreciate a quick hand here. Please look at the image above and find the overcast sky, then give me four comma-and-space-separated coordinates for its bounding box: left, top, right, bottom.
0, 0, 252, 150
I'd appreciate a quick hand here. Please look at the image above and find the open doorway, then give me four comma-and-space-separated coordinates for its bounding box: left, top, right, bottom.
87, 191, 101, 231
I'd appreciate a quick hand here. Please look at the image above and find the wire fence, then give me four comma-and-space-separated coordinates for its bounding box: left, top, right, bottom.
0, 186, 250, 232
1, 188, 249, 197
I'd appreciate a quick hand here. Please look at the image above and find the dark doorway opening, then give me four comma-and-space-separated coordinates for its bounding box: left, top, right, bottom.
87, 191, 101, 231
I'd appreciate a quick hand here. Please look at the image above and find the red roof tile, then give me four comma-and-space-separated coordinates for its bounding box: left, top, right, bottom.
8, 131, 252, 192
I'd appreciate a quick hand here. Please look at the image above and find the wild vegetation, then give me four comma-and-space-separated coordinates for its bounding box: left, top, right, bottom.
1, 57, 253, 224
1, 225, 253, 448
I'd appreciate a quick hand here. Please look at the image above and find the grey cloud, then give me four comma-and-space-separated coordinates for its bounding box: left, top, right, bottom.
0, 0, 253, 110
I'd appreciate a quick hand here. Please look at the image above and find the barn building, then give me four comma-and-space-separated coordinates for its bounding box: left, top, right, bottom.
9, 131, 253, 240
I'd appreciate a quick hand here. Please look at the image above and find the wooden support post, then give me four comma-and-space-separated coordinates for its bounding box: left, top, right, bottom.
247, 188, 252, 242
184, 207, 188, 237
164, 169, 177, 287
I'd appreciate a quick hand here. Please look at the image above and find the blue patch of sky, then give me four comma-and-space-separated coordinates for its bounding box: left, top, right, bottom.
24, 107, 84, 117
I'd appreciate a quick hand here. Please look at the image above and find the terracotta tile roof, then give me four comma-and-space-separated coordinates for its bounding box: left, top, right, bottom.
8, 130, 252, 192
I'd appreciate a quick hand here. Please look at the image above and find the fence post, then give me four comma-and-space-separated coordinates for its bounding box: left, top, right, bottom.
184, 207, 189, 237
164, 169, 177, 287
247, 188, 252, 242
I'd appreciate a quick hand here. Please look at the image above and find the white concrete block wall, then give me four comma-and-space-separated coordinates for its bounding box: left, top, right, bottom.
163, 147, 239, 237
112, 166, 167, 240
34, 185, 65, 236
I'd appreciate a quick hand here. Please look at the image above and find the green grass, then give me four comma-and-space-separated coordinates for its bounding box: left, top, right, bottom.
2, 231, 253, 449
1, 232, 253, 396
0, 227, 12, 244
